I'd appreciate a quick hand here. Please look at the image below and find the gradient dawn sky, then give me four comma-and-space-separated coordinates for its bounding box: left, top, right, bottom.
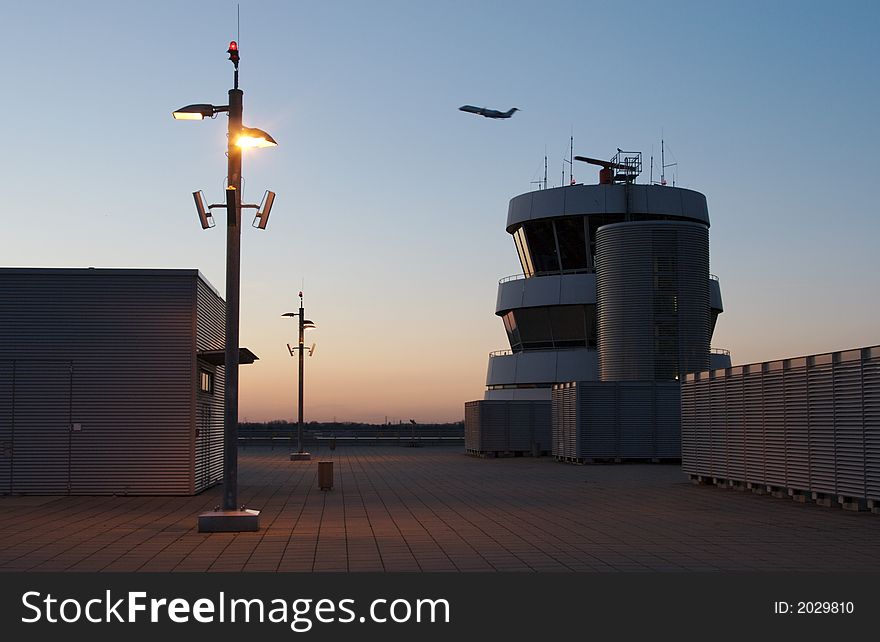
3, 1, 878, 423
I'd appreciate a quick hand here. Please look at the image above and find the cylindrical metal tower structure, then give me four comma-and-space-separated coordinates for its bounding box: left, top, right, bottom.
595, 220, 710, 381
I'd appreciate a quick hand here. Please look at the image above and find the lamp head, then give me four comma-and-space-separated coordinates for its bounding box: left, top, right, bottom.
236, 126, 278, 148
172, 104, 216, 120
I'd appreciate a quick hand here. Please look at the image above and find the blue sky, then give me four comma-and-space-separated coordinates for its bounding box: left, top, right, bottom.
3, 1, 879, 422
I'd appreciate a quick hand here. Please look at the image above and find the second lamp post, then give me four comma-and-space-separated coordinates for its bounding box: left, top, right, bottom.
284, 292, 316, 460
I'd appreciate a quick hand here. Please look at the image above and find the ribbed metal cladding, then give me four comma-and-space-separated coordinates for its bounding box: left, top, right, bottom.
680, 375, 696, 473
551, 381, 681, 460
709, 370, 726, 478
694, 374, 711, 473
680, 345, 880, 505
763, 362, 786, 486
725, 369, 746, 481
742, 364, 765, 484
783, 360, 808, 488
808, 357, 835, 493
194, 278, 225, 494
0, 268, 224, 496
835, 350, 865, 497
596, 220, 710, 381
551, 383, 578, 459
551, 384, 564, 458
865, 347, 880, 502
464, 400, 550, 453
0, 361, 12, 493
465, 401, 480, 450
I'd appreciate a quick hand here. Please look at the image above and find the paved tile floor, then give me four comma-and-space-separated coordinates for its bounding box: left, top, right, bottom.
1, 446, 878, 572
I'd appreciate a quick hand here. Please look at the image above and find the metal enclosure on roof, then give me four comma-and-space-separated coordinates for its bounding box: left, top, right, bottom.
0, 268, 226, 495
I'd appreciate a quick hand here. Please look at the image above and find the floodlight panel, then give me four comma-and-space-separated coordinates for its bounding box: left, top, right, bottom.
192, 190, 214, 229
254, 190, 275, 229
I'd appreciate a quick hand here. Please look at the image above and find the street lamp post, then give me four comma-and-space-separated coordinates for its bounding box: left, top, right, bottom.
284, 292, 316, 461
174, 41, 276, 532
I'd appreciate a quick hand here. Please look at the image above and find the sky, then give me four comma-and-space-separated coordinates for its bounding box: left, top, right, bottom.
3, 1, 879, 423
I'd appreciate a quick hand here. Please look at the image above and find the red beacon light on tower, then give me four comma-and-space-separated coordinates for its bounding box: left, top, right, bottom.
227, 40, 240, 67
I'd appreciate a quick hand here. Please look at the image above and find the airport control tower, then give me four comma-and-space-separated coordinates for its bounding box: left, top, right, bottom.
465, 150, 730, 460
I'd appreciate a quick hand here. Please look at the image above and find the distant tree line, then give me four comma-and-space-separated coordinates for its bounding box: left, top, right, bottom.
239, 420, 464, 433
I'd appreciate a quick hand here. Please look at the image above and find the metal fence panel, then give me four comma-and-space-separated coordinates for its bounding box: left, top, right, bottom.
807, 360, 835, 494
834, 353, 865, 498
763, 363, 786, 486
864, 349, 880, 500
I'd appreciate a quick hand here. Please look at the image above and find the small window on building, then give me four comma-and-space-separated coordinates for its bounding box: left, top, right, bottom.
199, 370, 214, 395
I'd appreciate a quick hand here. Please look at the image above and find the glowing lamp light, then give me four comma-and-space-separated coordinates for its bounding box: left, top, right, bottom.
236, 126, 278, 148
172, 104, 216, 120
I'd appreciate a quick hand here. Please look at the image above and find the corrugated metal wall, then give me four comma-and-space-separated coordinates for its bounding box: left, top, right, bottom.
0, 268, 219, 496
194, 277, 225, 493
551, 381, 681, 461
595, 221, 710, 381
464, 400, 551, 454
0, 361, 13, 492
681, 346, 880, 506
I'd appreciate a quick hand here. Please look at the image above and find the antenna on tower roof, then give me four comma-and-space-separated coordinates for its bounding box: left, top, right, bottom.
544, 152, 548, 190
562, 128, 575, 186
658, 134, 677, 187
530, 149, 548, 190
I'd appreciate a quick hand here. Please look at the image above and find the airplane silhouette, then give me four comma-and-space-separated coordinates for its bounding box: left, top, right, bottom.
459, 105, 519, 119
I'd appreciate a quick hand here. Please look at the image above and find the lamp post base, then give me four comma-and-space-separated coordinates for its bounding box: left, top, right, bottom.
289, 452, 312, 461
198, 509, 260, 532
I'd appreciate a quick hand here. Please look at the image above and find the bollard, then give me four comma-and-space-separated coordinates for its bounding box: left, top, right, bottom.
318, 461, 334, 491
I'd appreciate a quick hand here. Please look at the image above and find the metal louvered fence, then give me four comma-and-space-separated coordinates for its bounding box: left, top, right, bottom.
681, 345, 880, 511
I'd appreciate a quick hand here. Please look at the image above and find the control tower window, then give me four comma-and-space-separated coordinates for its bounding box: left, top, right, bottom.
501, 304, 597, 351
524, 220, 560, 274
549, 304, 585, 348
512, 227, 535, 277
555, 217, 588, 271
516, 306, 554, 349
502, 311, 522, 351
